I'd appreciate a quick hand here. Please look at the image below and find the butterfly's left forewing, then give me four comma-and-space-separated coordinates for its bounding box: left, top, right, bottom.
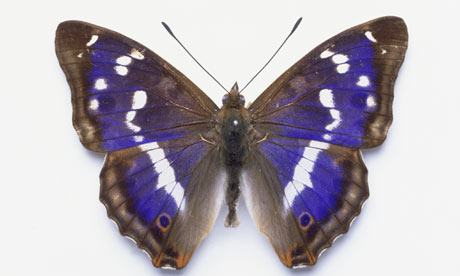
56, 21, 225, 269
250, 16, 407, 149
244, 16, 407, 267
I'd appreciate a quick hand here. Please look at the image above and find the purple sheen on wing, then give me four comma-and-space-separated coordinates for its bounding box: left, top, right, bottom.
125, 141, 208, 223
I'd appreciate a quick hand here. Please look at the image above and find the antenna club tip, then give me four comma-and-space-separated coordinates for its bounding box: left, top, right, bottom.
292, 18, 302, 32
161, 22, 174, 35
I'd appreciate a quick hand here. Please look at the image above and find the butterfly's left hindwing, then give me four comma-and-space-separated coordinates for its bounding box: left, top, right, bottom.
243, 136, 368, 267
245, 16, 407, 268
56, 21, 225, 269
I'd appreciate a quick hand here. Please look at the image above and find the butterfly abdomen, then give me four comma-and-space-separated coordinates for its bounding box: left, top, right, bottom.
219, 108, 249, 227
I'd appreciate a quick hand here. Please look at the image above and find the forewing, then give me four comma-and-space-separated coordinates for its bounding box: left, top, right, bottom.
100, 136, 226, 269
56, 21, 225, 269
55, 21, 218, 152
242, 135, 368, 267
249, 16, 407, 148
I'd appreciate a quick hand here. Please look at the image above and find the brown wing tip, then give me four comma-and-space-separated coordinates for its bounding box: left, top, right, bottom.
99, 179, 192, 270
278, 244, 317, 268
153, 247, 192, 269
275, 193, 369, 269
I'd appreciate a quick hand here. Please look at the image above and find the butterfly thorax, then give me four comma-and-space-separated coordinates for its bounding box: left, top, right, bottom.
216, 83, 250, 227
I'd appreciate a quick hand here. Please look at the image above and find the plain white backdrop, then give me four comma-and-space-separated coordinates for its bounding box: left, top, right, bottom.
1, 0, 459, 275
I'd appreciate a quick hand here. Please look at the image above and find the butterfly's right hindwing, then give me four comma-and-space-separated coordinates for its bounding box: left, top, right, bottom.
56, 21, 226, 269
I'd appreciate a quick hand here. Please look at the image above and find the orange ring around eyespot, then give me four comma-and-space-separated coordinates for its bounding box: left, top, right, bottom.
156, 213, 172, 232
297, 212, 313, 230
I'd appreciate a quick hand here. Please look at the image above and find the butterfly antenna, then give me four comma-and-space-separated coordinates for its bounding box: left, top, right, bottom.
162, 22, 229, 93
240, 17, 302, 93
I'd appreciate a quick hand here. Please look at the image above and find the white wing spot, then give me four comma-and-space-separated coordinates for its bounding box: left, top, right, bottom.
319, 89, 334, 108
332, 54, 349, 64
126, 111, 141, 132
130, 48, 145, 60
158, 157, 180, 194
133, 90, 147, 109
134, 135, 144, 142
309, 140, 330, 150
289, 145, 328, 195
365, 31, 377, 43
357, 75, 370, 87
140, 142, 160, 152
160, 177, 175, 193
325, 109, 342, 131
367, 95, 377, 107
303, 146, 321, 162
86, 35, 99, 46
284, 181, 297, 211
293, 164, 313, 188
320, 49, 335, 59
94, 78, 107, 90
336, 63, 350, 74
381, 49, 387, 55
116, 55, 132, 65
77, 52, 83, 58
155, 158, 171, 175
323, 134, 332, 141
126, 111, 136, 121
155, 155, 179, 207
298, 156, 314, 174
89, 98, 99, 110
170, 184, 184, 206
125, 90, 147, 132
283, 180, 307, 212
115, 65, 128, 76
146, 148, 165, 164
126, 122, 141, 132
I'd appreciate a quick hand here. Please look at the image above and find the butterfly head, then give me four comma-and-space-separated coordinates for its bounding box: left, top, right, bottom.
222, 82, 245, 108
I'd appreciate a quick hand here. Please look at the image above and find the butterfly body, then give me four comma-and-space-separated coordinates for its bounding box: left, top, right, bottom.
56, 17, 407, 269
215, 83, 251, 227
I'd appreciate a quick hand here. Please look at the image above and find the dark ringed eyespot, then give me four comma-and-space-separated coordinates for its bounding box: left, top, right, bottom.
298, 212, 313, 230
157, 213, 171, 231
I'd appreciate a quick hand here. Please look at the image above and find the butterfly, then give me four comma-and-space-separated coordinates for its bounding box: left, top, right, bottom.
55, 16, 407, 269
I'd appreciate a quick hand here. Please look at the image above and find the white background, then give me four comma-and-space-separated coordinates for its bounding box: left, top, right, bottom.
1, 0, 459, 275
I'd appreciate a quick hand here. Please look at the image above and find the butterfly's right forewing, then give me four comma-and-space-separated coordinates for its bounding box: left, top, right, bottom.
56, 21, 226, 269
56, 21, 218, 152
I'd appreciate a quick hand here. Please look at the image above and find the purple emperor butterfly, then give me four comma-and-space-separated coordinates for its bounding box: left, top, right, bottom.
55, 16, 407, 269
